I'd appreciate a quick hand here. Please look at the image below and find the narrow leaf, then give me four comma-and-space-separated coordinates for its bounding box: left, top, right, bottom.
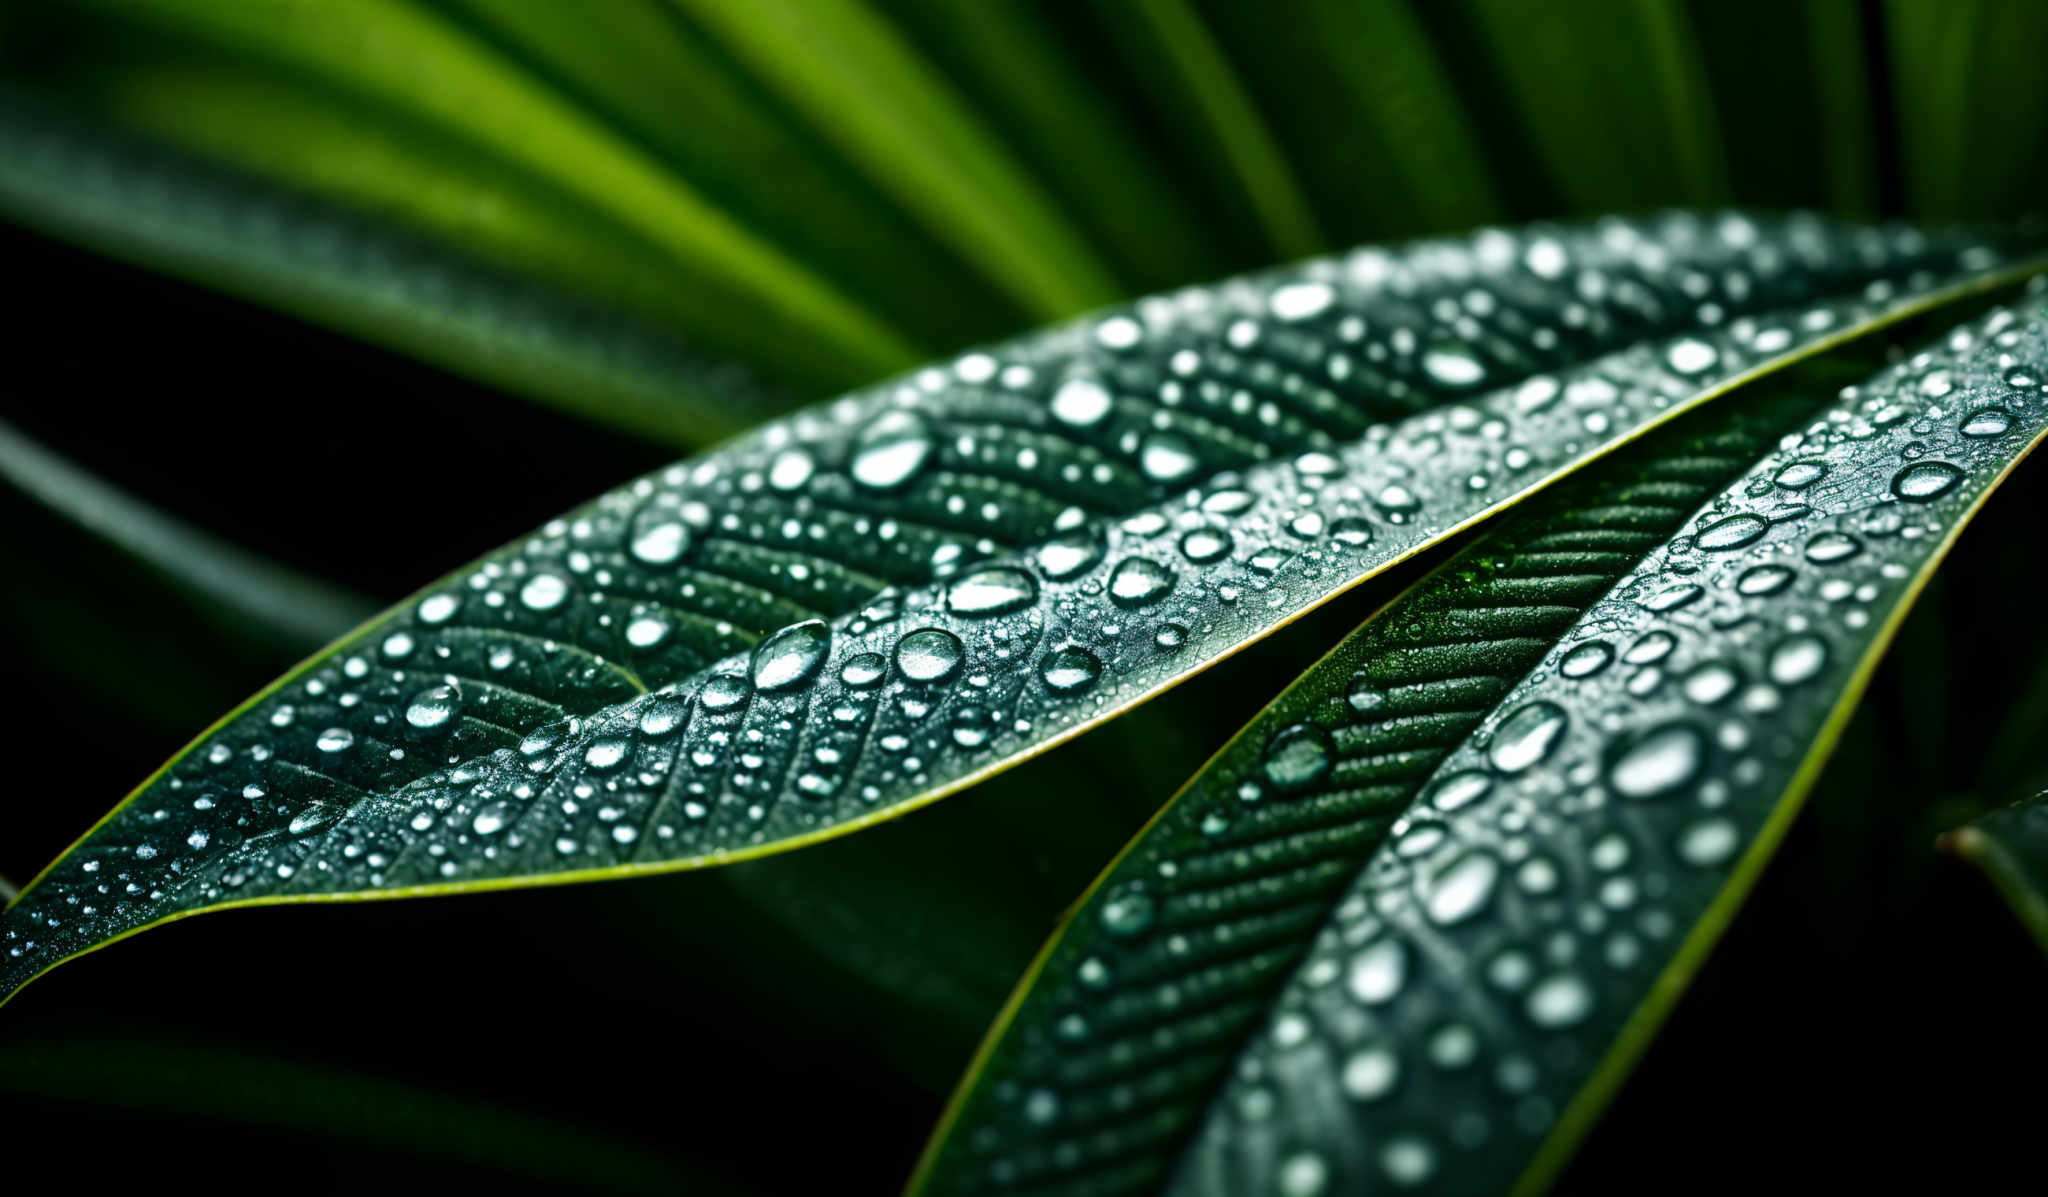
1887, 0, 2048, 221
0, 418, 374, 650
3, 214, 2035, 1002
670, 0, 1123, 319
913, 286, 2048, 1195
1942, 792, 2048, 954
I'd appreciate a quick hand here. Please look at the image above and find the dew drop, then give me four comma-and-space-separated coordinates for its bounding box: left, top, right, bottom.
1526, 973, 1594, 1027
1665, 338, 1719, 375
1488, 701, 1567, 774
1607, 722, 1704, 800
895, 628, 965, 683
404, 682, 461, 732
1737, 563, 1797, 595
1040, 645, 1103, 695
1426, 770, 1492, 812
1099, 883, 1155, 936
520, 573, 568, 611
839, 651, 888, 688
1696, 513, 1768, 551
1774, 460, 1827, 490
1139, 432, 1201, 484
1348, 938, 1406, 1004
945, 566, 1039, 616
1678, 817, 1741, 867
1261, 724, 1333, 793
627, 508, 691, 565
851, 410, 935, 490
1962, 407, 2013, 437
1804, 531, 1862, 564
1425, 852, 1501, 925
316, 727, 355, 753
699, 673, 751, 712
1559, 640, 1615, 678
1036, 529, 1104, 580
1108, 557, 1176, 607
1050, 378, 1113, 428
1342, 1045, 1401, 1101
752, 619, 831, 691
1768, 633, 1828, 685
1891, 460, 1962, 502
1178, 528, 1234, 563
1421, 344, 1486, 388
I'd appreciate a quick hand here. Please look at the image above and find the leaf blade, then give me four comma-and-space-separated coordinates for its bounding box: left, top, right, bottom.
912, 286, 2048, 1195
4, 214, 2037, 1003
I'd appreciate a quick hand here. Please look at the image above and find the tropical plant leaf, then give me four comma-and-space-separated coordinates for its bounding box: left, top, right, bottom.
910, 285, 2048, 1195
2, 213, 2036, 1003
1941, 791, 2048, 954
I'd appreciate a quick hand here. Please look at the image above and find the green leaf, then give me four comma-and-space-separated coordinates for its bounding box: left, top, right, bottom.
910, 286, 2048, 1195
0, 0, 920, 423
2, 213, 2035, 1003
1942, 792, 2048, 954
1887, 0, 2048, 221
0, 417, 374, 651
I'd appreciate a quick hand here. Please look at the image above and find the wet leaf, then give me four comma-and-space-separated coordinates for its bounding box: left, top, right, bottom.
3, 213, 2037, 1002
911, 285, 2048, 1195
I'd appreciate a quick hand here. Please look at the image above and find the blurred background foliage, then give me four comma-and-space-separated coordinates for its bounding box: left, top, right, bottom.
1, 1, 2046, 1192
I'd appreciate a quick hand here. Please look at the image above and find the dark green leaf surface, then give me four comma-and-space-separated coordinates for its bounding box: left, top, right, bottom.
3, 214, 2034, 1002
1943, 792, 2048, 953
912, 285, 2048, 1195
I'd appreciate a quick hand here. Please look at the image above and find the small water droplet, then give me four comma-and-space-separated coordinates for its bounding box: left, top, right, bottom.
1768, 633, 1829, 685
895, 628, 965, 683
1426, 852, 1501, 925
1696, 513, 1768, 551
851, 410, 935, 490
1261, 724, 1333, 793
752, 619, 831, 691
1108, 557, 1175, 607
1559, 641, 1615, 678
1178, 528, 1233, 563
1099, 882, 1155, 936
1962, 407, 2013, 437
1891, 460, 1962, 502
520, 573, 568, 611
1488, 701, 1567, 773
1607, 722, 1704, 800
1040, 645, 1103, 695
1050, 378, 1113, 428
404, 682, 461, 732
1139, 432, 1201, 484
839, 651, 888, 688
945, 566, 1039, 616
1774, 461, 1826, 490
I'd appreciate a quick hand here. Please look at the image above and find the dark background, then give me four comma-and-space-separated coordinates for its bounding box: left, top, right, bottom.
5, 0, 2048, 1192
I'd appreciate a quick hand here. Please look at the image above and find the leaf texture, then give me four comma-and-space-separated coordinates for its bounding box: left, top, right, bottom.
913, 284, 2048, 1195
2, 214, 2036, 1001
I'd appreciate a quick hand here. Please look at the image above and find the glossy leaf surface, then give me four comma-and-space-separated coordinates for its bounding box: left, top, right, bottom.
3, 214, 2035, 1001
915, 286, 2048, 1195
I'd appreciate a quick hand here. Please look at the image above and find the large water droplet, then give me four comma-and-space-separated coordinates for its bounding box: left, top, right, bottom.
895, 628, 965, 683
1050, 378, 1113, 428
1178, 528, 1233, 563
1804, 530, 1862, 564
1559, 640, 1615, 678
1768, 633, 1829, 685
1696, 513, 1768, 551
1348, 938, 1407, 1004
1036, 529, 1104, 580
627, 507, 691, 565
1139, 432, 1201, 484
1607, 722, 1703, 800
1489, 701, 1567, 773
1425, 852, 1501, 925
1426, 770, 1492, 812
1891, 460, 1962, 502
752, 619, 831, 691
1108, 557, 1175, 607
1040, 645, 1102, 695
404, 682, 461, 732
1962, 407, 2013, 438
851, 410, 935, 490
945, 566, 1039, 616
1262, 724, 1333, 793
1774, 461, 1827, 490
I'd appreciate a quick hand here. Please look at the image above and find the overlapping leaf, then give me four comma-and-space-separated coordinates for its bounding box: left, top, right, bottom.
912, 286, 2048, 1195
3, 214, 2038, 1001
1943, 792, 2048, 952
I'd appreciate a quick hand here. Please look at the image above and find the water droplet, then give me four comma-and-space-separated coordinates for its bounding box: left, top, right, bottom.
1040, 645, 1103, 695
839, 652, 888, 688
699, 673, 751, 712
584, 737, 629, 771
316, 727, 355, 753
1696, 513, 1768, 551
1768, 633, 1829, 685
1804, 531, 1862, 564
1108, 557, 1175, 607
1678, 817, 1741, 867
1774, 460, 1827, 490
945, 566, 1039, 616
1050, 378, 1113, 428
1270, 280, 1335, 322
1278, 1151, 1328, 1197
851, 410, 935, 490
1607, 722, 1704, 800
768, 449, 816, 491
1421, 344, 1486, 387
1526, 973, 1593, 1027
1489, 701, 1567, 773
1665, 338, 1719, 375
1342, 1045, 1401, 1101
1426, 852, 1501, 925
1891, 460, 1962, 502
1560, 640, 1615, 678
1329, 517, 1374, 547
1426, 770, 1492, 812
628, 508, 691, 565
288, 804, 337, 836
895, 628, 964, 683
1962, 407, 2013, 437
1737, 562, 1796, 595
1139, 432, 1200, 484
752, 619, 831, 691
404, 682, 461, 731
1682, 661, 1741, 705
1374, 484, 1421, 518
1380, 1136, 1437, 1187
1641, 582, 1704, 611
1262, 724, 1333, 793
520, 573, 568, 611
1099, 883, 1155, 936
1348, 938, 1406, 1004
1178, 528, 1233, 563
1034, 528, 1103, 581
